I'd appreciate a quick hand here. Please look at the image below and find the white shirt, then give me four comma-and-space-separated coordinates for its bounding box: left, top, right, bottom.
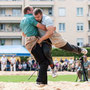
10, 57, 16, 64
28, 60, 32, 64
38, 14, 54, 37
1, 57, 7, 64
54, 60, 58, 65
69, 59, 74, 64
22, 63, 27, 69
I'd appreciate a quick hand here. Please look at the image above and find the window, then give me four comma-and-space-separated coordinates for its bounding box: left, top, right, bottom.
48, 8, 52, 16
12, 24, 20, 32
12, 9, 21, 16
88, 36, 90, 45
77, 38, 83, 47
77, 8, 83, 16
12, 39, 21, 45
0, 9, 5, 16
77, 23, 84, 31
0, 24, 5, 31
59, 8, 66, 16
59, 0, 65, 1
0, 40, 5, 45
59, 23, 65, 31
89, 22, 90, 31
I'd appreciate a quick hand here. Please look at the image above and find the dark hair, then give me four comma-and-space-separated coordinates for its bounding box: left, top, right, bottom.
24, 6, 31, 14
33, 8, 42, 15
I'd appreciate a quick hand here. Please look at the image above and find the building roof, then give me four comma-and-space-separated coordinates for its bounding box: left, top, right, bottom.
0, 45, 30, 56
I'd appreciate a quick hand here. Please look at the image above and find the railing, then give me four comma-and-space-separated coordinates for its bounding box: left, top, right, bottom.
30, 0, 53, 1
0, 29, 21, 32
0, 0, 22, 1
0, 14, 22, 17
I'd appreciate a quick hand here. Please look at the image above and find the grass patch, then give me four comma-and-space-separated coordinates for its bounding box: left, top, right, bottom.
0, 75, 77, 82
48, 75, 77, 82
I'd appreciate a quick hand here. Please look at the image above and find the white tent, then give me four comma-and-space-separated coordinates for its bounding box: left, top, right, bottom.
0, 45, 30, 56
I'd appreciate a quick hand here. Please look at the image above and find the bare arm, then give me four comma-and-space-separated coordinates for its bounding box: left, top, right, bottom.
37, 26, 56, 44
22, 32, 26, 37
36, 23, 47, 31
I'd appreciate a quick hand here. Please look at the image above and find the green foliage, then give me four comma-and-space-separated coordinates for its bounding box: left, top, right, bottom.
85, 47, 90, 57
20, 56, 29, 62
51, 47, 90, 58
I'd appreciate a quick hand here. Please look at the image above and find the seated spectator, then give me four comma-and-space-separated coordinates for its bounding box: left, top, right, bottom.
62, 62, 68, 71
22, 61, 27, 71
54, 58, 58, 66
18, 62, 22, 71
60, 58, 64, 63
71, 63, 75, 72
56, 62, 59, 70
58, 62, 62, 71
75, 61, 79, 71
69, 58, 74, 65
31, 58, 35, 65
32, 61, 37, 71
27, 60, 31, 71
64, 58, 69, 64
68, 58, 74, 71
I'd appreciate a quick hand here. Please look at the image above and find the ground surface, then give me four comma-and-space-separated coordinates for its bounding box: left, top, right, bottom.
0, 71, 90, 90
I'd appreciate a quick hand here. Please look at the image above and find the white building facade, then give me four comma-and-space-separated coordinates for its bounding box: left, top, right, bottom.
0, 0, 90, 47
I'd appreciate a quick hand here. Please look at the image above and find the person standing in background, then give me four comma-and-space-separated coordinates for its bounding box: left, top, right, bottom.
10, 55, 16, 71
1, 55, 7, 71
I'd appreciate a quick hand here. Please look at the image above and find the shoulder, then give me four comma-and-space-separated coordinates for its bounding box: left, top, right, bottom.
43, 14, 52, 21
30, 16, 35, 20
42, 14, 53, 26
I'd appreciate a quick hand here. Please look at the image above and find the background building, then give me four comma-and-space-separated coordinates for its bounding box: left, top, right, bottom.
0, 0, 90, 47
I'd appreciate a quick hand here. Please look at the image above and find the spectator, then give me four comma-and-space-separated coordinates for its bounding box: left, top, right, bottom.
16, 59, 19, 71
0, 61, 1, 70
62, 62, 68, 71
27, 60, 31, 71
6, 59, 10, 71
18, 62, 22, 71
32, 61, 38, 71
69, 58, 74, 65
71, 63, 75, 72
64, 58, 69, 64
54, 58, 58, 65
77, 55, 89, 81
1, 55, 7, 71
55, 62, 59, 72
10, 55, 16, 71
31, 58, 35, 65
22, 61, 27, 71
60, 58, 64, 63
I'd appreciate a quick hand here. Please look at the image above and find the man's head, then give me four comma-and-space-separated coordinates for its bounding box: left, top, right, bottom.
24, 6, 33, 14
3, 55, 5, 57
33, 8, 43, 22
12, 55, 15, 58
